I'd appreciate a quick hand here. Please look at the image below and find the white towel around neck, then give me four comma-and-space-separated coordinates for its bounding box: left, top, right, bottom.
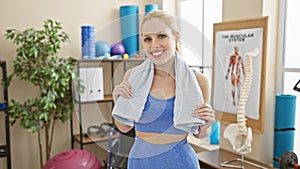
112, 53, 206, 134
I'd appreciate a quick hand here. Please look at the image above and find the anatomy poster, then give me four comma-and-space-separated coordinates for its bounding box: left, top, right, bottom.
213, 28, 263, 120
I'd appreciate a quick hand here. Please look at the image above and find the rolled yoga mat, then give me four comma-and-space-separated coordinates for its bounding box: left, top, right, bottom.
145, 4, 159, 15
120, 5, 139, 58
273, 94, 296, 168
274, 94, 296, 129
273, 129, 295, 168
81, 26, 95, 58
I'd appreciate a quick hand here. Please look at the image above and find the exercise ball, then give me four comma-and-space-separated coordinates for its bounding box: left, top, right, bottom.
111, 42, 126, 56
95, 40, 111, 57
43, 149, 103, 169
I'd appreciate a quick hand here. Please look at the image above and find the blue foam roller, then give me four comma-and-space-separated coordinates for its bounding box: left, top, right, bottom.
273, 130, 295, 168
0, 103, 6, 110
120, 5, 139, 58
81, 25, 95, 58
145, 4, 159, 15
275, 94, 296, 129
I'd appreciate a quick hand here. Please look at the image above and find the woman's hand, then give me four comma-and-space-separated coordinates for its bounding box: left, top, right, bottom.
192, 103, 215, 138
112, 81, 133, 103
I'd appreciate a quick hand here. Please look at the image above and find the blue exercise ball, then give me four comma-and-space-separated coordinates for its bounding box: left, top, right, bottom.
95, 40, 111, 57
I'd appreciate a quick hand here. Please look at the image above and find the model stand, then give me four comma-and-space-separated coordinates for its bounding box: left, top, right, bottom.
220, 152, 268, 169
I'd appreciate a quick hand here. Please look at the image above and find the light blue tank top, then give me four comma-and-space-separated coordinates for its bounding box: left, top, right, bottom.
134, 94, 187, 134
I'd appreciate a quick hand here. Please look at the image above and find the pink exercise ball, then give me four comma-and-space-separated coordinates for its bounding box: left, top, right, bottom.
111, 42, 126, 55
43, 149, 103, 169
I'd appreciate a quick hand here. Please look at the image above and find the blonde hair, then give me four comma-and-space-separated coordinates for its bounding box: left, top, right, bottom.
141, 10, 180, 52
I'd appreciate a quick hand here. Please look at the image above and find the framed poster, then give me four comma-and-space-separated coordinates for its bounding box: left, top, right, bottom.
212, 17, 268, 133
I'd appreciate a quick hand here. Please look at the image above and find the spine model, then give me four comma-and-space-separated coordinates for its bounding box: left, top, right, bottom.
223, 48, 259, 153
237, 55, 253, 134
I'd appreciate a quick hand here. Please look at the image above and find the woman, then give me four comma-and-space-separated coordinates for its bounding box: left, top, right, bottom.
112, 10, 215, 169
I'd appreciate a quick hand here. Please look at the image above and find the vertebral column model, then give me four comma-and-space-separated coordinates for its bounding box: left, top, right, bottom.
224, 48, 259, 154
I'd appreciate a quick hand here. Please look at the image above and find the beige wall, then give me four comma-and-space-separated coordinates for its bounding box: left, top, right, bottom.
223, 0, 263, 21
221, 0, 279, 165
0, 0, 279, 168
261, 0, 278, 164
0, 0, 172, 169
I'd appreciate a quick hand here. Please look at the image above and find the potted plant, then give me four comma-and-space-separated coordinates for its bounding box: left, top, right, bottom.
4, 19, 79, 167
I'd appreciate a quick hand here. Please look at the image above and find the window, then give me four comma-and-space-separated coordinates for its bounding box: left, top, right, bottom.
278, 0, 300, 155
177, 0, 222, 146
177, 0, 222, 90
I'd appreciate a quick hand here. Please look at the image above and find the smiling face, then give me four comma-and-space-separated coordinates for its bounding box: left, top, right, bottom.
142, 17, 178, 65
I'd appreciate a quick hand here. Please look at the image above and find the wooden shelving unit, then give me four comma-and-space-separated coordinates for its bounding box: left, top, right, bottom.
74, 95, 113, 104
71, 58, 145, 149
73, 133, 120, 145
0, 61, 11, 169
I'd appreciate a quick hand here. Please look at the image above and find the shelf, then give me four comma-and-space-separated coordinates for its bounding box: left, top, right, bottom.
74, 95, 113, 104
77, 58, 146, 63
70, 58, 144, 163
0, 60, 11, 168
73, 132, 120, 145
97, 95, 113, 103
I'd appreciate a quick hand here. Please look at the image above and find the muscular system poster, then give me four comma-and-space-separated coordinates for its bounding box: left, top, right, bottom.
213, 28, 263, 120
